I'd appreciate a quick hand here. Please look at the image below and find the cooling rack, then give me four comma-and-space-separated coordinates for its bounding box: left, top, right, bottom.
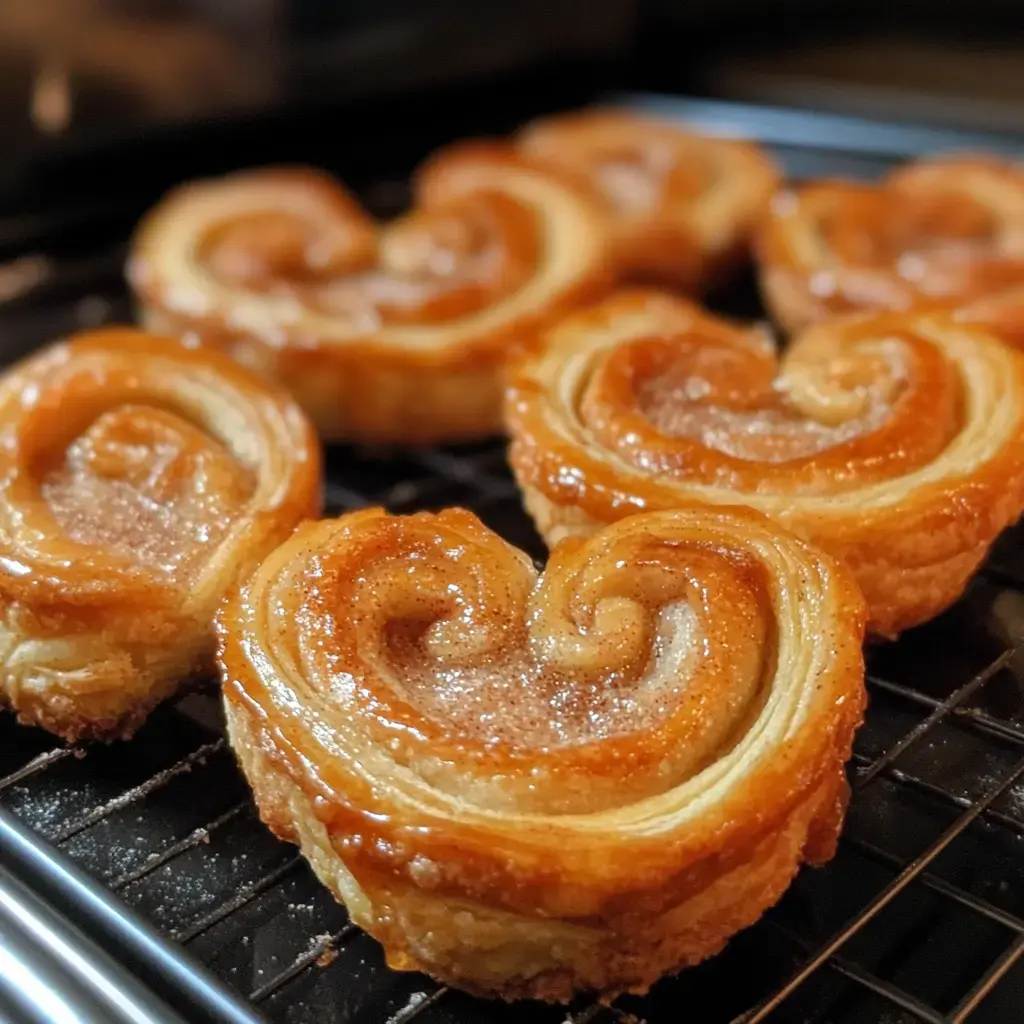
1, 88, 1024, 1024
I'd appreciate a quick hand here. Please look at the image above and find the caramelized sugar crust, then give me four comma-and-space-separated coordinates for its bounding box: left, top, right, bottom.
517, 109, 780, 291
506, 290, 1024, 636
129, 144, 612, 444
218, 505, 865, 1001
952, 284, 1024, 352
758, 156, 1024, 332
0, 328, 321, 741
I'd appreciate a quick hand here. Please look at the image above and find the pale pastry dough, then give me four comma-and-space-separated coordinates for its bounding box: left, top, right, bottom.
517, 108, 780, 290
506, 290, 1024, 636
758, 156, 1024, 332
0, 328, 320, 741
128, 144, 612, 444
219, 504, 865, 1000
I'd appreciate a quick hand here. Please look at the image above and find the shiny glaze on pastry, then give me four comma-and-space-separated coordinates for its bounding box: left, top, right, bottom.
128, 144, 611, 444
517, 108, 780, 290
949, 284, 1024, 351
218, 505, 865, 1000
759, 156, 1024, 332
0, 328, 320, 741
506, 290, 1024, 636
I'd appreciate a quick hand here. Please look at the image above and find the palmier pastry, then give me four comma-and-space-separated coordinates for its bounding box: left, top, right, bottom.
759, 155, 1024, 332
516, 108, 780, 290
128, 144, 610, 445
506, 290, 1024, 637
218, 504, 865, 1001
0, 328, 320, 742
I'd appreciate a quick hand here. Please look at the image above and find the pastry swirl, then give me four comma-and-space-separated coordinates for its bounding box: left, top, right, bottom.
506, 290, 1024, 636
219, 505, 865, 1001
128, 144, 611, 444
759, 156, 1024, 332
0, 328, 320, 741
517, 108, 780, 290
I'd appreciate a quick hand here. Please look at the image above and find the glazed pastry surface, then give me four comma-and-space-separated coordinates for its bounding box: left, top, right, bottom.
0, 328, 320, 741
219, 504, 865, 1001
517, 108, 780, 290
506, 290, 1024, 635
952, 285, 1024, 350
129, 144, 611, 444
759, 156, 1024, 331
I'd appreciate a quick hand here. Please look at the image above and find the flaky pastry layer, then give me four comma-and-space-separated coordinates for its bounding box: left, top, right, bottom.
518, 108, 780, 291
0, 328, 321, 741
758, 155, 1024, 332
219, 505, 865, 1000
129, 145, 612, 445
506, 290, 1024, 636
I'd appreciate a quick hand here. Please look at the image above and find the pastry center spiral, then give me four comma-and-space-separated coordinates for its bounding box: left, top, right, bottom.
200, 210, 377, 285
578, 326, 962, 492
382, 597, 722, 750
41, 404, 254, 580
200, 192, 541, 326
821, 185, 1024, 296
273, 511, 775, 818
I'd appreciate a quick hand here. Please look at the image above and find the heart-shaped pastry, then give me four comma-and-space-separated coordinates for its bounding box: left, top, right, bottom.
218, 504, 865, 1001
506, 290, 1024, 636
518, 108, 780, 291
128, 144, 612, 445
0, 328, 320, 741
758, 155, 1024, 331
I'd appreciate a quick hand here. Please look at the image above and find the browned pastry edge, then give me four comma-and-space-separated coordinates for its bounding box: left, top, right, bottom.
225, 694, 849, 1002
3, 659, 208, 744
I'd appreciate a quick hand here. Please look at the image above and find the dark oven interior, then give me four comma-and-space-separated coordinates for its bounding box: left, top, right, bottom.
2, 73, 1024, 1024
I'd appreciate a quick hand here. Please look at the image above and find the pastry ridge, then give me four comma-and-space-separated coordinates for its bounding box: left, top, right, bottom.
505, 290, 1024, 636
517, 108, 780, 291
758, 155, 1024, 332
128, 145, 613, 445
219, 504, 866, 1000
0, 327, 321, 741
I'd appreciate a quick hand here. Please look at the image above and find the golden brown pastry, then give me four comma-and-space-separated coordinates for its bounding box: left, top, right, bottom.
506, 290, 1024, 637
516, 108, 780, 290
759, 155, 1024, 332
0, 328, 320, 742
218, 504, 865, 1001
951, 285, 1024, 350
128, 144, 611, 445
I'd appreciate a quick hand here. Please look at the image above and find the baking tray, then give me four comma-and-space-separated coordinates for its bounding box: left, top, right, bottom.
1, 82, 1024, 1024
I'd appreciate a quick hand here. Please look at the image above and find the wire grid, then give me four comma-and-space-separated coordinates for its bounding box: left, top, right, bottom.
2, 448, 1024, 1024
2, 104, 1024, 1024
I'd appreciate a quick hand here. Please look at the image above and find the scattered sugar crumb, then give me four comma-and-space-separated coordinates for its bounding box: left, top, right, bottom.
384, 992, 429, 1024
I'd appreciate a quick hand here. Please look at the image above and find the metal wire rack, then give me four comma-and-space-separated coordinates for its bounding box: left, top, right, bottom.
2, 92, 1024, 1024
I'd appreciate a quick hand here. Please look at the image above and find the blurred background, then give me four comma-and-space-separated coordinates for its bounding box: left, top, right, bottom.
2, 0, 1024, 153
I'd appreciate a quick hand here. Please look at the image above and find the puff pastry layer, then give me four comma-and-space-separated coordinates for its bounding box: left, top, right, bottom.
759, 156, 1024, 332
506, 291, 1024, 636
0, 328, 320, 741
129, 145, 611, 445
219, 505, 865, 1001
517, 108, 780, 290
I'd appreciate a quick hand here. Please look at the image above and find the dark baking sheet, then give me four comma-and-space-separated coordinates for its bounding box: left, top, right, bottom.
2, 87, 1024, 1024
